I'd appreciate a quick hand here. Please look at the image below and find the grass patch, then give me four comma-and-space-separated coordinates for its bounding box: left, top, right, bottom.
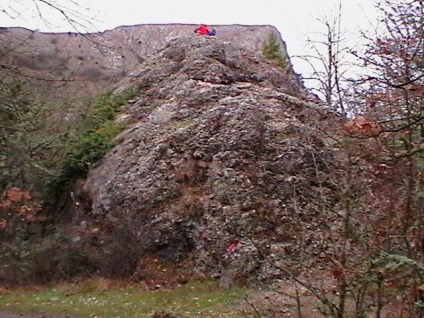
0, 279, 250, 317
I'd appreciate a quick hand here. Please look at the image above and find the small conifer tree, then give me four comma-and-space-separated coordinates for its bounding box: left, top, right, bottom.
261, 33, 287, 69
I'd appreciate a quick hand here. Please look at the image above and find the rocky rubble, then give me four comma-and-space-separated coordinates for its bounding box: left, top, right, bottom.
77, 35, 344, 284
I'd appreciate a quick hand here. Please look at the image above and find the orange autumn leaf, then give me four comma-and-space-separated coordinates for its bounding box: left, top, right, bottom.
341, 116, 381, 136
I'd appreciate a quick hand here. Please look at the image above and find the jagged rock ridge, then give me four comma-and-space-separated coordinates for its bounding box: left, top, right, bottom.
0, 24, 297, 101
74, 35, 343, 284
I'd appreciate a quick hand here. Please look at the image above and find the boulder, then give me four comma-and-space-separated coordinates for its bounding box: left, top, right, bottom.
80, 35, 343, 284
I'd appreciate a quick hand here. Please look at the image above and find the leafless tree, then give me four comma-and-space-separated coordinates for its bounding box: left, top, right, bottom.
293, 2, 358, 117
0, 0, 98, 32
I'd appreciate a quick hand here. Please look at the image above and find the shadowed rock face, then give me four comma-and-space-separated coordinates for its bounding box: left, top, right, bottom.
77, 35, 343, 284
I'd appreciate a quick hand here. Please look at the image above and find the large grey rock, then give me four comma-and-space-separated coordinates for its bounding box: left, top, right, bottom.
77, 35, 343, 284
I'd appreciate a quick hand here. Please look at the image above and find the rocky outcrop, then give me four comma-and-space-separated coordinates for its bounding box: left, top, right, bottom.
76, 35, 343, 284
0, 24, 297, 102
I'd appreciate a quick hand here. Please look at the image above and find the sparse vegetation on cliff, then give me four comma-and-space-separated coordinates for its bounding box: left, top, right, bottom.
261, 33, 288, 69
61, 88, 136, 179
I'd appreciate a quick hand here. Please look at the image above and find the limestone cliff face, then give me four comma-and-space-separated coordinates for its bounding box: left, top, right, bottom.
76, 36, 343, 283
0, 24, 298, 101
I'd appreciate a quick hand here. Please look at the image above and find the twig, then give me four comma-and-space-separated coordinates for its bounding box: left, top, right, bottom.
244, 295, 263, 318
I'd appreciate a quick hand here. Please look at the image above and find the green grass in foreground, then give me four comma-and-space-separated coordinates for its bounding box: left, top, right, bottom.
0, 279, 250, 317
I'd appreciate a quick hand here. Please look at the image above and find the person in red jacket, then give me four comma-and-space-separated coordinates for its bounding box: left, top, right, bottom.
194, 24, 209, 35
194, 24, 216, 36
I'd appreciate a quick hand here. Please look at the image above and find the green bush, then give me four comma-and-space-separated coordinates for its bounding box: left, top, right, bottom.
65, 88, 135, 175
0, 77, 54, 193
64, 121, 122, 178
46, 88, 137, 206
261, 33, 288, 69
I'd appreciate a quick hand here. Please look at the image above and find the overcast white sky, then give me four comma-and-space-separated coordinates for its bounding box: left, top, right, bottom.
1, 0, 379, 82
